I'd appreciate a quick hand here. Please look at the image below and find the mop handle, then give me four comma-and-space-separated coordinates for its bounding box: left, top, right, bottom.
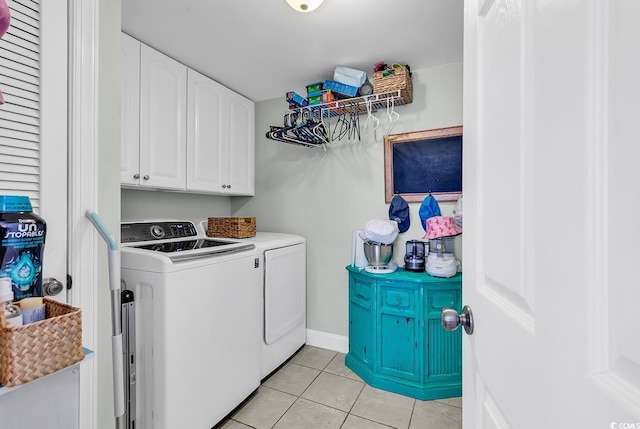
85, 211, 125, 420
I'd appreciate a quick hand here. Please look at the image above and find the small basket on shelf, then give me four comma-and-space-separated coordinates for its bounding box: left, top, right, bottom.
207, 217, 256, 239
0, 298, 84, 387
373, 65, 413, 104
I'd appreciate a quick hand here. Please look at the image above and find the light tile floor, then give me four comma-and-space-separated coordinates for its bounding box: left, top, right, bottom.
217, 345, 462, 429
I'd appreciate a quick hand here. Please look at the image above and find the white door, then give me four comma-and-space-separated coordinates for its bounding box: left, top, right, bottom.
227, 90, 254, 196
0, 0, 68, 302
139, 44, 186, 190
120, 32, 141, 186
462, 0, 640, 427
186, 68, 225, 192
40, 0, 68, 302
264, 243, 306, 345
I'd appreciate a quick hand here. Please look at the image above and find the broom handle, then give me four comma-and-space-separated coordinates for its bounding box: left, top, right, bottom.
85, 211, 125, 424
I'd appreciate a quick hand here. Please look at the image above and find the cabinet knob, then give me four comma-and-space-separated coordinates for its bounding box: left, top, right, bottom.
222, 184, 227, 189
143, 175, 150, 180
227, 184, 231, 189
133, 174, 140, 179
441, 305, 474, 335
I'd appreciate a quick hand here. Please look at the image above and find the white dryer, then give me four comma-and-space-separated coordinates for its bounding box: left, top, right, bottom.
245, 233, 307, 379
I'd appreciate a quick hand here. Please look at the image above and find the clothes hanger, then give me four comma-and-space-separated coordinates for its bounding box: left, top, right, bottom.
361, 96, 379, 140
332, 109, 350, 141
385, 97, 400, 136
348, 102, 360, 141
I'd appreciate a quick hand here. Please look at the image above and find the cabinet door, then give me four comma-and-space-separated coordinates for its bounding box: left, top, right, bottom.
139, 44, 187, 190
186, 69, 225, 193
348, 273, 375, 366
424, 284, 462, 383
226, 91, 255, 195
378, 281, 420, 382
120, 33, 140, 186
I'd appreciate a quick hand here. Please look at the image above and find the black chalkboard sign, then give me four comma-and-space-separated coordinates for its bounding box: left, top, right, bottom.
384, 126, 463, 203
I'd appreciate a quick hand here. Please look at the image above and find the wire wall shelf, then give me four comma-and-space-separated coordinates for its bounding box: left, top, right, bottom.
266, 90, 412, 150
289, 90, 410, 118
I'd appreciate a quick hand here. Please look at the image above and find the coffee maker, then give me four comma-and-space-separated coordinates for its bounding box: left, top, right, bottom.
404, 240, 426, 272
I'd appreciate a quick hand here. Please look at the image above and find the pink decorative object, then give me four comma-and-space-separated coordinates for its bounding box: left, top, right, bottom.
0, 0, 9, 105
0, 0, 9, 38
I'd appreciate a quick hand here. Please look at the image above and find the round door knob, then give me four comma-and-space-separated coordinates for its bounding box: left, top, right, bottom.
133, 173, 140, 179
143, 175, 150, 180
43, 277, 64, 296
441, 305, 474, 335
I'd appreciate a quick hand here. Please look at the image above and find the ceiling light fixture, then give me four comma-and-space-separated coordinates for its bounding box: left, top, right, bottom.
285, 0, 324, 13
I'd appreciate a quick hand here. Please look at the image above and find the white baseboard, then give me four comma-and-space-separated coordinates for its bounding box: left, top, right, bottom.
306, 329, 349, 354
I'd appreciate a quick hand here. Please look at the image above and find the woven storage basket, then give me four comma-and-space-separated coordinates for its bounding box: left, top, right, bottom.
207, 217, 256, 239
0, 298, 84, 387
372, 66, 413, 104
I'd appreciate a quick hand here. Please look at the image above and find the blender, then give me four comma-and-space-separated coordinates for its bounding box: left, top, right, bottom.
404, 240, 426, 272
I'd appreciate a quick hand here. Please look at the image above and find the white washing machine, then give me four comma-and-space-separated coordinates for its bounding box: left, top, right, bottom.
242, 233, 307, 379
120, 221, 261, 429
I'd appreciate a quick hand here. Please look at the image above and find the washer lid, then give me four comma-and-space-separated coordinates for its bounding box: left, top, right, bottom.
121, 220, 256, 262
131, 238, 237, 253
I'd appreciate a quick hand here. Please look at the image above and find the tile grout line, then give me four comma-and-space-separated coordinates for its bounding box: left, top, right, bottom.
407, 398, 417, 429
432, 399, 463, 410
267, 393, 299, 429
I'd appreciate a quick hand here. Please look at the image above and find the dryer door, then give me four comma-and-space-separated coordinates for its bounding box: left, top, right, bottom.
264, 243, 306, 344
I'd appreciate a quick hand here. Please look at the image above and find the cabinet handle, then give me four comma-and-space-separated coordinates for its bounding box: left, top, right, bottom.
143, 175, 150, 180
133, 174, 140, 179
227, 184, 231, 189
222, 184, 227, 189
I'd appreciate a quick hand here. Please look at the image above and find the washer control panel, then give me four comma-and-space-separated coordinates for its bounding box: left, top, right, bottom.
121, 221, 199, 243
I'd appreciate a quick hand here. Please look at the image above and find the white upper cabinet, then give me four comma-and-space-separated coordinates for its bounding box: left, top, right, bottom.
226, 91, 255, 196
121, 33, 254, 195
121, 34, 187, 190
139, 44, 187, 190
186, 69, 224, 192
187, 69, 255, 195
121, 33, 141, 186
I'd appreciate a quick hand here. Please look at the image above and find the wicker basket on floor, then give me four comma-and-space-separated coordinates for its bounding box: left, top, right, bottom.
0, 298, 84, 387
372, 65, 413, 104
207, 217, 256, 239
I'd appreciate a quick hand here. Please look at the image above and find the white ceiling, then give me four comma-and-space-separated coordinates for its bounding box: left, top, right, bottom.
121, 0, 463, 102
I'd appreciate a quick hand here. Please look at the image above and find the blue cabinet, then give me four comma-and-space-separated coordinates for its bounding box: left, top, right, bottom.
348, 274, 375, 367
346, 266, 462, 400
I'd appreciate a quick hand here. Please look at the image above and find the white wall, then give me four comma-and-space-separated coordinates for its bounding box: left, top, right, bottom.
232, 62, 464, 336
96, 1, 120, 428
121, 189, 231, 222
97, 1, 122, 428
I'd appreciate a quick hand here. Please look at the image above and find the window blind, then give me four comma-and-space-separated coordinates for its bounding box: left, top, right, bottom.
0, 0, 40, 212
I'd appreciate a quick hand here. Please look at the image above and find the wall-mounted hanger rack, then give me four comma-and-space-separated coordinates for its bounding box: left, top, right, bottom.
265, 89, 412, 149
